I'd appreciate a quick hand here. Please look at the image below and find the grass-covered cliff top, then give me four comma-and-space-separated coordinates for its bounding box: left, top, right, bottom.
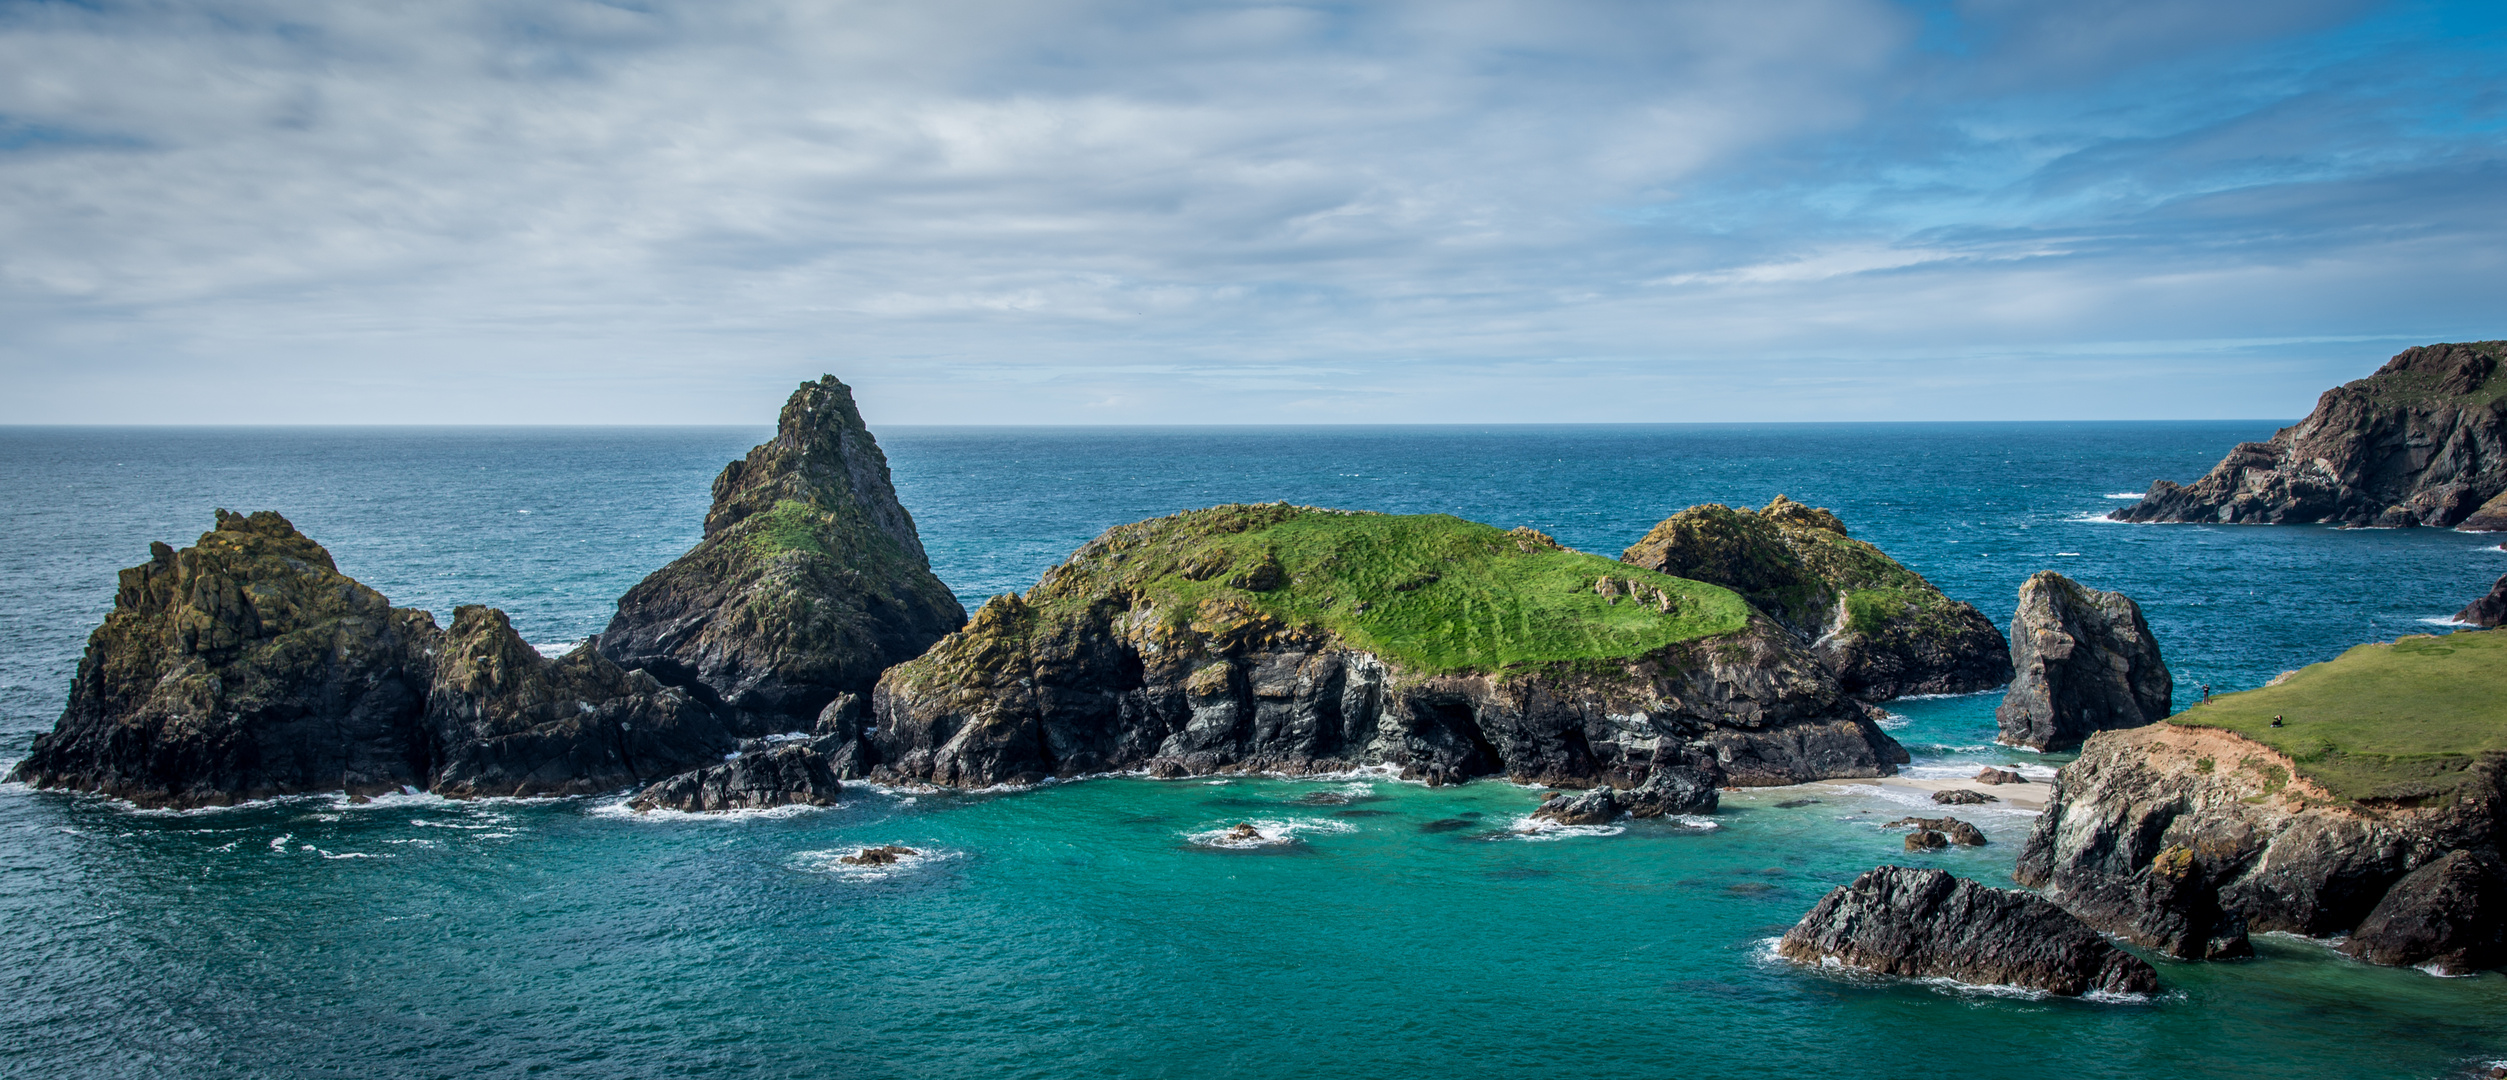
2169, 629, 2507, 803
1619, 496, 1960, 636
2343, 341, 2507, 411
1026, 503, 1753, 674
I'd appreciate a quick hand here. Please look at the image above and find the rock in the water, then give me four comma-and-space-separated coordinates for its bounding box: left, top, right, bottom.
1932, 789, 1995, 806
1904, 830, 1947, 851
2112, 341, 2507, 528
2457, 575, 2507, 628
1995, 571, 2172, 751
9, 511, 441, 808
2340, 849, 2507, 975
1975, 767, 2024, 785
1620, 497, 2010, 700
1534, 788, 1618, 825
865, 504, 1905, 790
599, 376, 966, 734
1777, 866, 2159, 997
629, 744, 843, 812
1619, 766, 1719, 817
840, 845, 918, 866
2461, 491, 2507, 532
1889, 816, 1987, 846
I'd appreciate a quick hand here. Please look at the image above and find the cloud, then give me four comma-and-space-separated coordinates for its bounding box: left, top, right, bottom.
0, 0, 2499, 423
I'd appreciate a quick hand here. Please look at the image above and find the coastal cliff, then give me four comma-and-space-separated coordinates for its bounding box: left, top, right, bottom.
1619, 497, 2008, 699
855, 503, 1906, 790
1996, 572, 2171, 751
2113, 341, 2507, 527
598, 376, 966, 734
2017, 630, 2507, 971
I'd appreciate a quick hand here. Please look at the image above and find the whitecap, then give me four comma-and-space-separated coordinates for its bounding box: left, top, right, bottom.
317, 850, 385, 860
2054, 552, 2082, 557
1502, 814, 1627, 841
1184, 817, 1357, 848
2102, 493, 2147, 500
585, 796, 836, 822
268, 833, 293, 852
529, 640, 582, 659
790, 845, 957, 881
1875, 711, 1910, 730
2418, 616, 2476, 628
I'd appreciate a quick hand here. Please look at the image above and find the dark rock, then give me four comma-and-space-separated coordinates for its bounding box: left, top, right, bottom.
1889, 816, 1988, 846
10, 511, 441, 808
2112, 342, 2507, 528
599, 376, 966, 735
1619, 765, 1719, 817
629, 744, 843, 813
2462, 491, 2507, 532
2457, 575, 2507, 628
1975, 767, 2024, 785
2340, 849, 2507, 976
1904, 830, 1947, 851
1777, 866, 2159, 997
1534, 788, 1618, 825
1620, 496, 2011, 700
1933, 789, 1995, 806
1996, 571, 2172, 751
839, 844, 917, 866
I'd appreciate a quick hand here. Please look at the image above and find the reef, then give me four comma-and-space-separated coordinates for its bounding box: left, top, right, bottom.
2112, 341, 2507, 527
1778, 866, 2158, 997
1995, 571, 2172, 751
597, 376, 966, 734
1619, 496, 2008, 700
852, 503, 1907, 792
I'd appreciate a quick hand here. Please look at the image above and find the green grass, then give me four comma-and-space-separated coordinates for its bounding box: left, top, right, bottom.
2347, 340, 2507, 410
1028, 504, 1754, 674
2168, 628, 2507, 803
737, 499, 833, 559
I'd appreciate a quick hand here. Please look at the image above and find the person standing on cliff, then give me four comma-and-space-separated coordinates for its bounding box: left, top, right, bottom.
2201, 684, 2212, 704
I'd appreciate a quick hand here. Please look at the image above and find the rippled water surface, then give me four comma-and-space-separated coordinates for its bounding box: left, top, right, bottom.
4, 423, 2503, 1079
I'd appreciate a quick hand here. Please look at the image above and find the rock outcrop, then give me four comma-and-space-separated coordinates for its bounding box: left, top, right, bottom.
2457, 574, 2507, 628
1777, 866, 2159, 997
9, 511, 442, 807
628, 743, 843, 812
1889, 816, 1986, 846
2112, 341, 2507, 527
1996, 572, 2171, 751
856, 504, 1906, 792
1621, 496, 2008, 700
2339, 849, 2507, 975
598, 376, 966, 734
9, 513, 747, 808
2016, 723, 2507, 965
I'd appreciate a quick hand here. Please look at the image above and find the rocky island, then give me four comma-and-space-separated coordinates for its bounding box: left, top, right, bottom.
2018, 628, 2507, 973
1778, 866, 2158, 997
849, 503, 1908, 792
1619, 497, 2009, 699
1995, 571, 2171, 751
2112, 341, 2507, 527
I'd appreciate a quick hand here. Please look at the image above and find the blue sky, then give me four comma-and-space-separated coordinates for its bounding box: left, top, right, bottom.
0, 0, 2501, 424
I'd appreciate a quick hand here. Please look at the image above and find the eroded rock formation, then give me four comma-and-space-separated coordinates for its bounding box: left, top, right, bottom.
1620, 496, 2008, 700
598, 376, 966, 734
1996, 572, 2171, 751
1778, 866, 2159, 997
2458, 574, 2507, 628
628, 743, 843, 813
2113, 341, 2507, 527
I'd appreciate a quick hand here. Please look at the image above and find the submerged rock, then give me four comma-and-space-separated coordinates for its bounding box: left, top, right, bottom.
1996, 572, 2172, 751
1620, 496, 2010, 700
2457, 575, 2507, 628
598, 376, 966, 734
861, 504, 1905, 791
2112, 341, 2507, 528
629, 744, 843, 813
1932, 789, 1995, 806
1778, 866, 2159, 997
1889, 816, 1987, 846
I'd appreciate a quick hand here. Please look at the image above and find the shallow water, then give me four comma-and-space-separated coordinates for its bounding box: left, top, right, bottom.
3, 423, 2502, 1079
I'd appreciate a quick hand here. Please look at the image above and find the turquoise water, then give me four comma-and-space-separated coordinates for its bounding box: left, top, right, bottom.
4, 423, 2505, 1078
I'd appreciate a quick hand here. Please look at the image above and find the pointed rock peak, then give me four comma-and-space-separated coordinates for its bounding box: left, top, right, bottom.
703, 376, 926, 564
204, 508, 339, 571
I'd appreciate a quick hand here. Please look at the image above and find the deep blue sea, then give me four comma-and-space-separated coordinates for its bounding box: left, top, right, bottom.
4, 423, 2504, 1080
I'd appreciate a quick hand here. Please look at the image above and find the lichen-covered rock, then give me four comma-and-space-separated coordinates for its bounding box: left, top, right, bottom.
598, 376, 966, 734
425, 606, 737, 798
1620, 496, 2009, 700
9, 511, 440, 807
628, 744, 843, 812
2015, 723, 2507, 964
2113, 342, 2507, 527
860, 504, 1905, 792
2340, 849, 2507, 975
1996, 572, 2171, 751
2457, 574, 2507, 628
1932, 789, 1994, 806
1778, 866, 2158, 997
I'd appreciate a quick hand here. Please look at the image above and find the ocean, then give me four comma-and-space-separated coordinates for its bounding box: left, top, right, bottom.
2, 422, 2502, 1079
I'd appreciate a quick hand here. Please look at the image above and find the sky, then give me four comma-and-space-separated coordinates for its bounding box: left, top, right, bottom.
0, 0, 2502, 425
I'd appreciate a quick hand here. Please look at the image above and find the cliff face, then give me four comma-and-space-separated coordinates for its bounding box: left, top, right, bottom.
9, 511, 439, 807
598, 377, 966, 733
2016, 723, 2505, 967
2113, 341, 2507, 527
1995, 572, 2171, 751
1620, 497, 2009, 700
857, 504, 1906, 790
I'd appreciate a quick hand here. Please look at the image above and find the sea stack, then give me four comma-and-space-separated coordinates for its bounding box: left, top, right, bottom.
1777, 866, 2158, 997
1995, 571, 2170, 751
859, 503, 1904, 790
1619, 496, 2009, 700
598, 376, 966, 734
2112, 341, 2507, 527
2457, 574, 2507, 628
